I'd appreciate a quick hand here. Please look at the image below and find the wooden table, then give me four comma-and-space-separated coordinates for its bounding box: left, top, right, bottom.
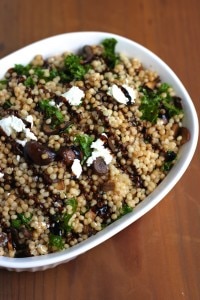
0, 0, 199, 299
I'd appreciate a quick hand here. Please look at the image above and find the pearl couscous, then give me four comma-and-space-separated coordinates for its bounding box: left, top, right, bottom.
0, 39, 189, 257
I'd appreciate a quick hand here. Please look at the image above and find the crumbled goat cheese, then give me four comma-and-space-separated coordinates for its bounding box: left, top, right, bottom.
0, 172, 4, 178
48, 99, 63, 108
16, 139, 27, 147
86, 138, 112, 166
49, 100, 56, 106
62, 86, 85, 106
107, 84, 137, 104
71, 159, 82, 178
25, 115, 34, 127
0, 115, 37, 144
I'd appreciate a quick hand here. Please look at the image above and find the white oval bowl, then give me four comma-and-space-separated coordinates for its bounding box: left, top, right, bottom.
0, 31, 198, 272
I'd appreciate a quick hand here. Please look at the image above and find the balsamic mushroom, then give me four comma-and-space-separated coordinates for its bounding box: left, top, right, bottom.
93, 157, 108, 175
57, 145, 83, 166
24, 141, 56, 165
42, 121, 72, 136
81, 45, 94, 64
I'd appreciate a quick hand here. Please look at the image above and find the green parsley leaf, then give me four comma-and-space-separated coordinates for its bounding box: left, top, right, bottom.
162, 150, 177, 171
64, 54, 89, 81
38, 99, 64, 126
62, 198, 78, 232
102, 38, 119, 68
2, 100, 12, 109
13, 64, 31, 76
74, 134, 94, 162
139, 89, 160, 123
11, 219, 22, 229
120, 203, 133, 217
0, 79, 8, 90
139, 83, 183, 124
18, 213, 32, 225
49, 234, 65, 250
24, 76, 35, 88
11, 213, 32, 229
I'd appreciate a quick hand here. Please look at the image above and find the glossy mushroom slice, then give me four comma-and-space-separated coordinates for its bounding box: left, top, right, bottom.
24, 141, 56, 165
93, 157, 109, 175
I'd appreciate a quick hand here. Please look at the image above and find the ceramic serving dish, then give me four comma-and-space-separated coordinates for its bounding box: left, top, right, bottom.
0, 32, 198, 272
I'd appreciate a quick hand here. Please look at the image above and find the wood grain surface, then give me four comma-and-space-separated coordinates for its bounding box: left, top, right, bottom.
0, 0, 199, 299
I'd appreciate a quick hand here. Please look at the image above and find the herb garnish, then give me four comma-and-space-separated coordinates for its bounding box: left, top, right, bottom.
2, 100, 12, 109
120, 203, 133, 217
50, 198, 78, 236
0, 79, 8, 90
13, 64, 60, 83
139, 83, 183, 124
38, 99, 64, 127
74, 134, 94, 162
13, 64, 31, 76
162, 150, 177, 171
62, 198, 78, 232
102, 38, 119, 68
24, 76, 35, 88
11, 213, 32, 229
64, 54, 90, 81
49, 234, 65, 250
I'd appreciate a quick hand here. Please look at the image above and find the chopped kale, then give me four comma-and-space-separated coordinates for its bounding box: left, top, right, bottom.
11, 219, 22, 229
62, 198, 78, 232
120, 203, 133, 217
0, 79, 8, 90
102, 38, 119, 68
50, 198, 78, 234
24, 76, 35, 88
13, 64, 31, 76
11, 213, 32, 229
162, 150, 177, 171
38, 99, 64, 127
64, 54, 90, 81
2, 100, 12, 109
74, 134, 94, 162
139, 83, 183, 124
49, 234, 65, 250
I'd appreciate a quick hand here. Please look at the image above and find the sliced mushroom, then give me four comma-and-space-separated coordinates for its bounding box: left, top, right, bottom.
81, 45, 94, 64
101, 180, 115, 192
42, 121, 72, 136
172, 123, 180, 138
93, 157, 108, 175
57, 145, 83, 166
24, 141, 56, 165
173, 96, 183, 110
57, 147, 76, 166
179, 127, 190, 145
172, 124, 190, 145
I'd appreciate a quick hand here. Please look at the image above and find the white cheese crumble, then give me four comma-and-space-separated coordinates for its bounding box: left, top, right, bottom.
71, 159, 83, 178
62, 86, 85, 106
0, 172, 4, 179
25, 115, 34, 127
48, 100, 56, 106
86, 138, 112, 167
107, 84, 137, 104
48, 99, 63, 109
0, 115, 37, 144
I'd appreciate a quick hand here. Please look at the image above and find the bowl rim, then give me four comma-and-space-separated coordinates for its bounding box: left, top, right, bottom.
0, 31, 199, 271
